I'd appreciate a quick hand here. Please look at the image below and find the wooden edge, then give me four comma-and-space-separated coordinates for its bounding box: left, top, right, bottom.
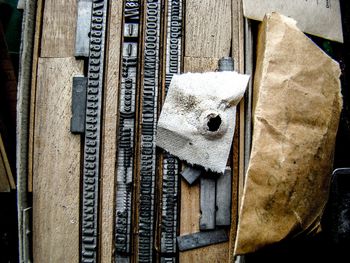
229, 1, 245, 261
99, 0, 123, 262
0, 133, 15, 189
179, 57, 230, 263
28, 0, 44, 192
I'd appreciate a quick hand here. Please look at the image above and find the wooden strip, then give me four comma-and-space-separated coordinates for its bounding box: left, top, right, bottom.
229, 1, 245, 261
33, 57, 83, 262
28, 0, 44, 192
41, 0, 78, 57
99, 0, 123, 262
0, 133, 15, 189
180, 57, 230, 263
185, 1, 231, 58
0, 140, 11, 192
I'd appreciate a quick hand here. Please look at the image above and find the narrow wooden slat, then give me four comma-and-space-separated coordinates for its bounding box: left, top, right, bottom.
0, 133, 15, 189
41, 0, 78, 57
99, 0, 123, 262
0, 138, 11, 192
179, 57, 230, 263
33, 57, 83, 262
229, 1, 245, 261
28, 0, 44, 193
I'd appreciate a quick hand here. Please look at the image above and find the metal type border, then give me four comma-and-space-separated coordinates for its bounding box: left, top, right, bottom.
81, 0, 108, 262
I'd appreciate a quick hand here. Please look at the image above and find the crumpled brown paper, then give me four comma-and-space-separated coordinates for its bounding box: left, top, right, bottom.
234, 12, 342, 255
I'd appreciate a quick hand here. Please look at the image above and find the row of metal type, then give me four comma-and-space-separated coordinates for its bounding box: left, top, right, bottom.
77, 0, 184, 262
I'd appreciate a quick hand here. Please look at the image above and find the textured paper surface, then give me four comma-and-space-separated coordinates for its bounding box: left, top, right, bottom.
234, 13, 342, 255
243, 0, 343, 42
156, 72, 249, 174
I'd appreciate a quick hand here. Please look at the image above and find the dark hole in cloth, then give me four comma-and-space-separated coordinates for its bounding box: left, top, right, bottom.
207, 115, 221, 132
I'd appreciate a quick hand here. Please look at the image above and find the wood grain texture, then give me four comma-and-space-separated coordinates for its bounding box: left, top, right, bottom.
33, 57, 83, 262
229, 1, 246, 261
28, 0, 44, 192
99, 1, 123, 262
183, 57, 219, 73
185, 0, 231, 58
180, 57, 230, 262
41, 0, 78, 57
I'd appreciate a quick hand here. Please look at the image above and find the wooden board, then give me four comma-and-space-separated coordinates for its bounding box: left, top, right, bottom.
185, 0, 231, 58
33, 57, 83, 262
99, 1, 123, 262
179, 57, 230, 263
40, 0, 78, 57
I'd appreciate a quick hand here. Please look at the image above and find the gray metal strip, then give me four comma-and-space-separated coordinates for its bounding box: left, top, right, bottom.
81, 1, 108, 262
22, 208, 31, 263
137, 0, 162, 261
71, 76, 87, 133
177, 229, 228, 251
216, 167, 232, 226
200, 176, 216, 230
16, 0, 36, 262
115, 1, 141, 262
75, 0, 93, 57
160, 0, 183, 258
161, 257, 176, 263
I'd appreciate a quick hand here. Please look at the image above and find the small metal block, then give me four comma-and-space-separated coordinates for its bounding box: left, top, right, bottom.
161, 257, 176, 263
75, 0, 92, 57
216, 167, 232, 226
218, 57, 234, 71
181, 166, 202, 185
200, 176, 216, 230
71, 76, 87, 133
177, 229, 228, 251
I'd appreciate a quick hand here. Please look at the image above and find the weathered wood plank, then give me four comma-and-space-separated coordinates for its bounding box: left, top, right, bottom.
180, 57, 230, 263
33, 57, 83, 262
41, 0, 78, 57
185, 0, 231, 58
99, 0, 123, 262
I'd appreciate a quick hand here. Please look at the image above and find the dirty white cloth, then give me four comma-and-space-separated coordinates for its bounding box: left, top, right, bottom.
156, 71, 249, 174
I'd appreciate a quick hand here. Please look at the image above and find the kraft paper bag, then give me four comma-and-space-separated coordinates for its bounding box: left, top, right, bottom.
235, 13, 342, 254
